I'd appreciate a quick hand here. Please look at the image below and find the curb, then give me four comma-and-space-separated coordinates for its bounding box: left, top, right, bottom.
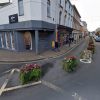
0, 40, 84, 64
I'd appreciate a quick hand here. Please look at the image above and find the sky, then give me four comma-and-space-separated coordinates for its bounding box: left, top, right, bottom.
0, 0, 9, 3
71, 0, 100, 31
0, 0, 100, 31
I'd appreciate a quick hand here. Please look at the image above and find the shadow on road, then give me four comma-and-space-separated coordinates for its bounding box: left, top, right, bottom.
41, 62, 54, 77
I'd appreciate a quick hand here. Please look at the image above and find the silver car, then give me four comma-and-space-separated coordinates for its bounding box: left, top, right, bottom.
95, 36, 100, 42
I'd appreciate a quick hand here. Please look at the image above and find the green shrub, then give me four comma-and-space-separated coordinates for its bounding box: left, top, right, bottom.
63, 56, 77, 72
19, 64, 41, 84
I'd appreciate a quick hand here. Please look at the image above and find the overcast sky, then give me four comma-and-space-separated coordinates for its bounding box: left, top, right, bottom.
0, 0, 100, 31
71, 0, 100, 31
0, 0, 9, 3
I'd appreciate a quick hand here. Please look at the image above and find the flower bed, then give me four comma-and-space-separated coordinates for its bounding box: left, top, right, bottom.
19, 64, 41, 84
63, 56, 77, 72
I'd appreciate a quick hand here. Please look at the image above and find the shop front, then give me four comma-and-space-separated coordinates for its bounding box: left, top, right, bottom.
0, 31, 16, 50
57, 25, 73, 47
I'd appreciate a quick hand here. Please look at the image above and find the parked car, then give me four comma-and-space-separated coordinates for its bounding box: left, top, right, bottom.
95, 36, 100, 42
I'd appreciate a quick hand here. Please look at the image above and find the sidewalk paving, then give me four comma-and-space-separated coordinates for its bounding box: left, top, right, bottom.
0, 39, 84, 62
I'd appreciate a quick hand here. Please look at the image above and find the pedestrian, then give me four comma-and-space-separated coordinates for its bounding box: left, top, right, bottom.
55, 41, 60, 51
51, 40, 55, 51
66, 37, 68, 44
68, 38, 71, 47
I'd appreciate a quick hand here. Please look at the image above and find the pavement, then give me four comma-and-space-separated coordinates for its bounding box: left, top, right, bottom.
0, 39, 85, 63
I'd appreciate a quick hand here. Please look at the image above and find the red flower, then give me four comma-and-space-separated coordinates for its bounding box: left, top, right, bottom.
64, 56, 77, 61
20, 63, 41, 73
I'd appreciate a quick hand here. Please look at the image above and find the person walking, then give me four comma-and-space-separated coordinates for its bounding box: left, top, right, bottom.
51, 40, 55, 51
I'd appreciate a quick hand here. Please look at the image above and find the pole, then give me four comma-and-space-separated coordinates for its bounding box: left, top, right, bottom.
55, 0, 58, 42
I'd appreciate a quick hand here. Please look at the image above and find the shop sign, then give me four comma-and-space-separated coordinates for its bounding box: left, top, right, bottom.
9, 14, 18, 23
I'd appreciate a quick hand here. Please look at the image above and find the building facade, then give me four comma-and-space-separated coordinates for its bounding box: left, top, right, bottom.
72, 5, 81, 42
0, 0, 73, 54
81, 21, 88, 37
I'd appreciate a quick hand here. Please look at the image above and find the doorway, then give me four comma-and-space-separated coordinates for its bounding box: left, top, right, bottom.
24, 31, 32, 50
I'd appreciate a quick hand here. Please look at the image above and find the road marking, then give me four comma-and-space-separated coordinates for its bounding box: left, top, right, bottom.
4, 81, 42, 92
14, 68, 20, 72
72, 92, 87, 100
42, 80, 64, 93
2, 68, 20, 75
0, 68, 42, 96
0, 69, 15, 96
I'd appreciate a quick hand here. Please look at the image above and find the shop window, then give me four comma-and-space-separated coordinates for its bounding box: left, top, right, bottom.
5, 33, 11, 49
11, 32, 15, 50
1, 33, 5, 48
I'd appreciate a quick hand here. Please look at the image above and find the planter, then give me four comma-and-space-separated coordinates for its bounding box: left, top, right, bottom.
80, 50, 92, 63
63, 56, 77, 72
19, 64, 41, 84
88, 37, 95, 54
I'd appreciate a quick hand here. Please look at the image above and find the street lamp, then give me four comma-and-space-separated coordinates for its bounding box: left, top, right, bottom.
55, 0, 58, 42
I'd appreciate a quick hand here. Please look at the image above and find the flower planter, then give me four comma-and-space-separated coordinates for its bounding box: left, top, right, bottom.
19, 64, 41, 84
80, 50, 92, 63
63, 56, 78, 72
88, 37, 95, 54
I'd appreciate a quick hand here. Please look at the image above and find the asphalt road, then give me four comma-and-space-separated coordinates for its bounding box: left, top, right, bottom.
1, 39, 100, 100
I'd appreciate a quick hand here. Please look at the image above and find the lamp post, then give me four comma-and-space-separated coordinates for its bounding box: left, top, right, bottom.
55, 0, 58, 42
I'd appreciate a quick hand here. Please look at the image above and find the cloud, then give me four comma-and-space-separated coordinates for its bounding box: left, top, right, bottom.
71, 0, 100, 31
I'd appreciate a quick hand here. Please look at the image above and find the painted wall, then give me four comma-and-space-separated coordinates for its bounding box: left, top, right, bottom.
0, 0, 73, 29
0, 0, 32, 25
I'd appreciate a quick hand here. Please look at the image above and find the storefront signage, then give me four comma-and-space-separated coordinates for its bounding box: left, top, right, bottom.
9, 14, 18, 23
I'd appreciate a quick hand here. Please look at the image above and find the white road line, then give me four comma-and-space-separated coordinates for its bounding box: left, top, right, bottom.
4, 81, 42, 92
1, 68, 20, 76
0, 69, 15, 96
14, 68, 20, 72
72, 92, 87, 100
42, 80, 64, 93
2, 69, 12, 74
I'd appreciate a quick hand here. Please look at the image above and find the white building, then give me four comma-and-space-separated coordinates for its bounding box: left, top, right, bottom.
0, 0, 73, 53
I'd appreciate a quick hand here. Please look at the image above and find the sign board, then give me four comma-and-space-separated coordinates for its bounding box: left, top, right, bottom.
9, 14, 18, 24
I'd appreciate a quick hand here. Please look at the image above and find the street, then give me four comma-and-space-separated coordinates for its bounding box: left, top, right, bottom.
0, 38, 100, 100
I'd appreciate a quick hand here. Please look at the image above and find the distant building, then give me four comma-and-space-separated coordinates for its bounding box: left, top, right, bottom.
72, 5, 81, 42
95, 28, 100, 35
81, 21, 88, 37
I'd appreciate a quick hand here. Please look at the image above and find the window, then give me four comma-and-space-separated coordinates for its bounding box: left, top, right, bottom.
69, 5, 70, 10
47, 0, 51, 17
60, 0, 61, 4
11, 32, 15, 50
59, 11, 62, 24
65, 0, 67, 9
64, 15, 67, 26
18, 0, 24, 16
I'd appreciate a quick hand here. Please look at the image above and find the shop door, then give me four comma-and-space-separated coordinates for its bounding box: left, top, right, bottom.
24, 31, 32, 50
